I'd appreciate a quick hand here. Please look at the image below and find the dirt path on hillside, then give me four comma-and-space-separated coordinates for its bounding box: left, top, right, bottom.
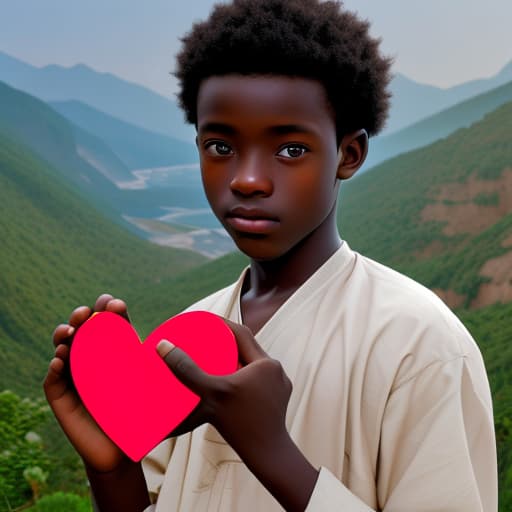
421, 168, 512, 309
421, 168, 512, 236
471, 250, 512, 308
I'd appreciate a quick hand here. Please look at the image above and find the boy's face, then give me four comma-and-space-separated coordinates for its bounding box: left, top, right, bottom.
196, 74, 355, 261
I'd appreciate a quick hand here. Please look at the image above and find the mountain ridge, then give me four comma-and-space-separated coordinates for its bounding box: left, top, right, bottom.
387, 59, 512, 133
50, 99, 198, 171
0, 80, 209, 234
365, 79, 512, 170
0, 51, 194, 142
2, 50, 511, 144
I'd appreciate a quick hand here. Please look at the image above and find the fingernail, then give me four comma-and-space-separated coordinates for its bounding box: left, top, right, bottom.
157, 339, 175, 358
67, 326, 75, 336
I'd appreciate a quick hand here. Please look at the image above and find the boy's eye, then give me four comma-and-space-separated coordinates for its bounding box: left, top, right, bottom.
277, 145, 308, 159
205, 141, 233, 156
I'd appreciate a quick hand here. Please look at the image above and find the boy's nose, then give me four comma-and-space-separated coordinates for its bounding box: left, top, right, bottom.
230, 155, 273, 197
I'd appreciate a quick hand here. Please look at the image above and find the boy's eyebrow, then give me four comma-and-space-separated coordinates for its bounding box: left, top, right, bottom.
198, 122, 237, 135
267, 124, 318, 136
198, 122, 318, 137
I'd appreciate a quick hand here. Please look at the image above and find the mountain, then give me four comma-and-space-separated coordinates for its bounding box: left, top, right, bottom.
387, 60, 512, 134
50, 100, 198, 171
0, 51, 195, 142
365, 79, 512, 170
0, 130, 205, 396
71, 122, 137, 183
341, 101, 512, 309
0, 80, 134, 216
2, 51, 512, 145
0, 80, 209, 229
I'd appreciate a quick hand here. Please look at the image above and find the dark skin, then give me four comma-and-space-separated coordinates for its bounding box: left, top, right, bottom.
196, 75, 367, 334
43, 75, 367, 511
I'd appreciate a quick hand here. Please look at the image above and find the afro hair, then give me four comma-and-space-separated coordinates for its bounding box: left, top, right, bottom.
175, 0, 392, 138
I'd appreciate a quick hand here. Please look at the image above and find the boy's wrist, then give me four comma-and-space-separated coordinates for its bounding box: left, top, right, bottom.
86, 458, 150, 512
242, 430, 319, 512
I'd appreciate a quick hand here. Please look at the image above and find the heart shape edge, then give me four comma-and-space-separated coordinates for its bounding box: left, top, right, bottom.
70, 310, 238, 461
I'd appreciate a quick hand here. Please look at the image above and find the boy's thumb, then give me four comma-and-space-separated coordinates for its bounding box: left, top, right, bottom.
157, 340, 209, 395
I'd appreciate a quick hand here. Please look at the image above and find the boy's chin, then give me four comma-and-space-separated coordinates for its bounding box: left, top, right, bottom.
231, 236, 293, 262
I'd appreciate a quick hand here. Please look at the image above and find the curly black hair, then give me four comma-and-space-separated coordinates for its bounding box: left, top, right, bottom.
175, 0, 392, 138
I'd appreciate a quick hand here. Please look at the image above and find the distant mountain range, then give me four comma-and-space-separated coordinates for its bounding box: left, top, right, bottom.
386, 60, 512, 133
365, 79, 512, 170
50, 100, 198, 171
2, 50, 512, 260
0, 80, 209, 225
0, 51, 195, 142
0, 80, 132, 226
1, 50, 511, 142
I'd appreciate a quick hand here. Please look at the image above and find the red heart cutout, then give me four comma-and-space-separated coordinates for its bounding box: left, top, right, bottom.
70, 310, 238, 461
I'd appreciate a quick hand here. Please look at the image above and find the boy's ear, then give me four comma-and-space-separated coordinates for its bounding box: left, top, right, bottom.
336, 129, 369, 180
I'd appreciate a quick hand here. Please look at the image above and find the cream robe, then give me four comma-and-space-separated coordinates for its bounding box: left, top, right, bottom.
142, 242, 497, 511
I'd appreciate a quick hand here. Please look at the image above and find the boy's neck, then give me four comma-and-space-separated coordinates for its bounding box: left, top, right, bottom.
243, 211, 342, 298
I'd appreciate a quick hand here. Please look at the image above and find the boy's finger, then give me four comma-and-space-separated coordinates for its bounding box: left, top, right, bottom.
68, 306, 92, 328
55, 343, 69, 360
94, 293, 114, 311
44, 358, 65, 390
105, 298, 131, 323
93, 294, 131, 322
53, 324, 76, 346
223, 319, 268, 364
157, 340, 212, 396
48, 356, 65, 377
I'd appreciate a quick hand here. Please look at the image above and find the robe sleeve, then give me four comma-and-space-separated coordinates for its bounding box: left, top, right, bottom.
305, 356, 497, 512
141, 438, 176, 510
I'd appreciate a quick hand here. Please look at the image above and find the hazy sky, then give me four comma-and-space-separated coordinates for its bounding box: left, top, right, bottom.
1, 0, 511, 99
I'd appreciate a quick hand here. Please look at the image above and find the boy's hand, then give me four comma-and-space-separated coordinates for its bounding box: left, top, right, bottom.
159, 318, 292, 463
158, 320, 292, 460
159, 319, 318, 511
43, 293, 133, 473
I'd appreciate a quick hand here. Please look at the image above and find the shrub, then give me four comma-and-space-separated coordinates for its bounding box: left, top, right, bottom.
25, 491, 91, 512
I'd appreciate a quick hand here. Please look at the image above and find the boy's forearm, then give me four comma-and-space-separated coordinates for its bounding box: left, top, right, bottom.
242, 432, 320, 512
86, 458, 150, 512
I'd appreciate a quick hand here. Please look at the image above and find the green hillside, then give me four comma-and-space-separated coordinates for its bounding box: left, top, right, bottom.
365, 79, 512, 170
132, 251, 248, 336
340, 101, 512, 307
0, 131, 205, 396
72, 123, 135, 183
459, 303, 512, 509
0, 80, 131, 218
51, 100, 198, 170
0, 80, 208, 228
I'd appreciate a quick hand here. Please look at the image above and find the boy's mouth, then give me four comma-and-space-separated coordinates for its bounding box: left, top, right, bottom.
225, 207, 280, 234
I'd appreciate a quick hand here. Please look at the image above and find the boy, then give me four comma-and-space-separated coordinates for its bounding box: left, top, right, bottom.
44, 0, 497, 510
